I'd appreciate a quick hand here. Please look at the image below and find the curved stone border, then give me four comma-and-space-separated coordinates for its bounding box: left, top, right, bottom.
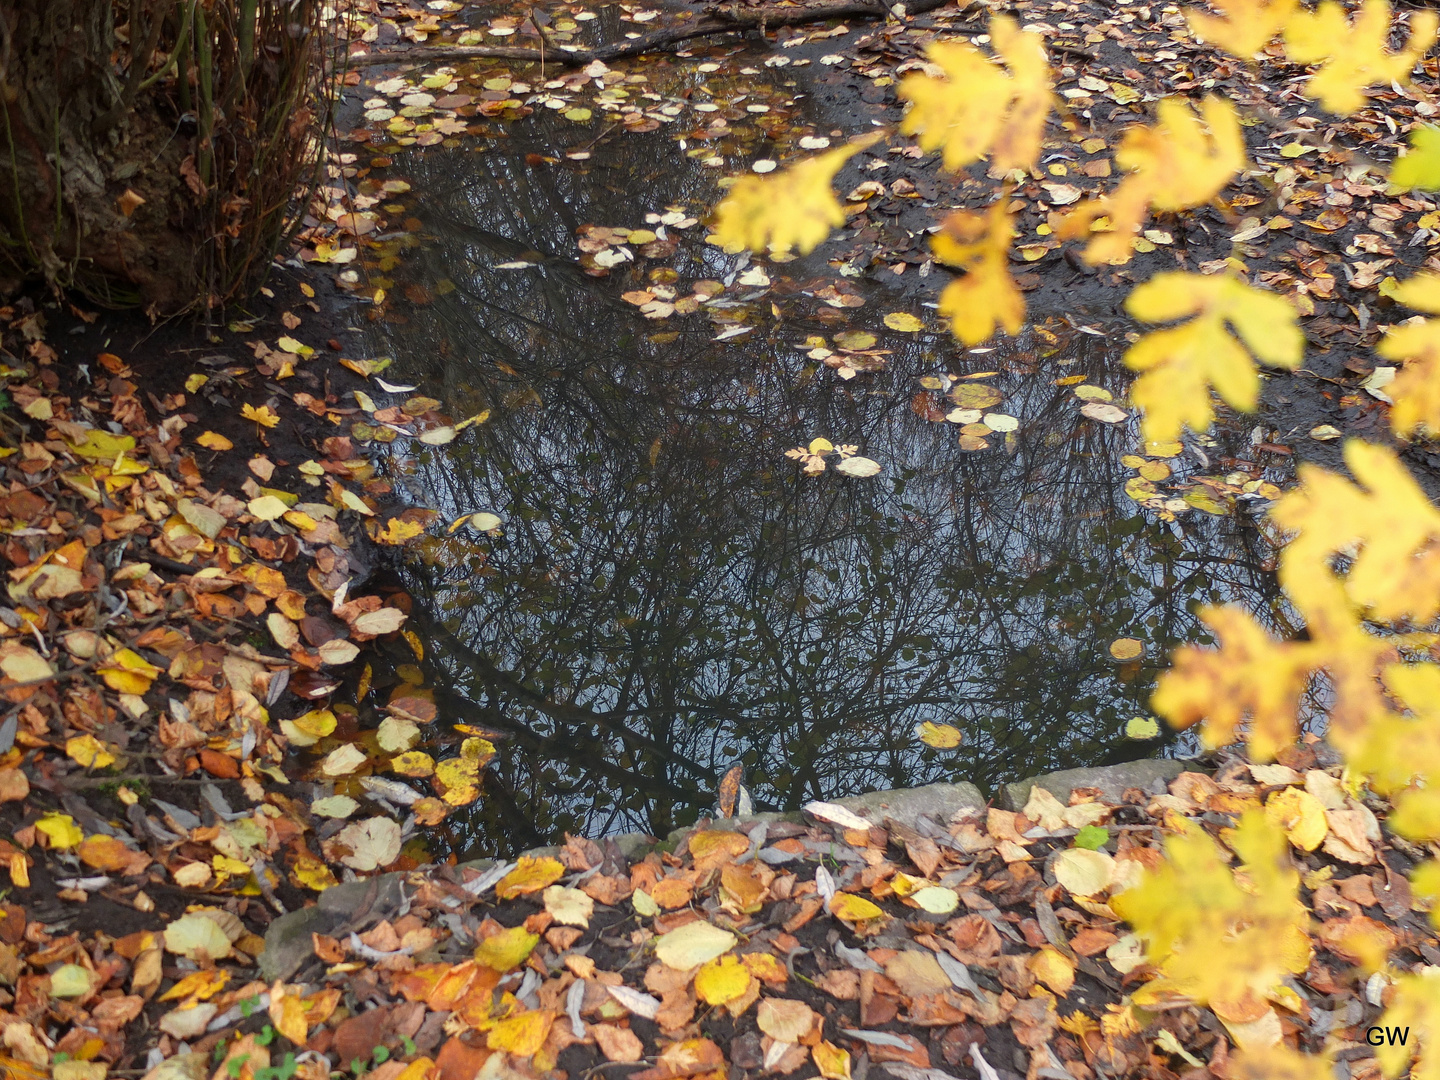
262, 758, 1206, 979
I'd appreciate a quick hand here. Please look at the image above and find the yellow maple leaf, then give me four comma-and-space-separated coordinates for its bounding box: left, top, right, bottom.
710, 135, 879, 255
1374, 967, 1440, 1080
241, 403, 281, 428
899, 15, 1052, 173
1152, 605, 1311, 761
1111, 810, 1310, 1019
1060, 97, 1245, 264
1378, 272, 1440, 437
932, 201, 1025, 346
1283, 0, 1438, 115
1344, 663, 1440, 841
1187, 0, 1297, 56
1122, 272, 1302, 442
1270, 439, 1440, 624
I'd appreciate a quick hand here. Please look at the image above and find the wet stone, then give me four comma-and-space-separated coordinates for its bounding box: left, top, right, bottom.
998, 758, 1205, 811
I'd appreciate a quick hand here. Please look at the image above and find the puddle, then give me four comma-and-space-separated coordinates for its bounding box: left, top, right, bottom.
354, 88, 1290, 858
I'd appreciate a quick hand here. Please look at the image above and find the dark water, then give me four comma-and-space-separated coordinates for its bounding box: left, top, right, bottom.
357, 93, 1289, 857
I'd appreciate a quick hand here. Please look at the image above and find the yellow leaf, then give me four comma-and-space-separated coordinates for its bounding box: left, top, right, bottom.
97, 647, 162, 695
1126, 716, 1161, 739
1229, 1044, 1334, 1080
1372, 967, 1440, 1080
1109, 637, 1144, 660
162, 911, 237, 961
829, 893, 886, 924
375, 518, 425, 545
485, 1011, 553, 1057
269, 987, 309, 1046
78, 834, 136, 872
1265, 787, 1328, 851
911, 886, 960, 914
1392, 125, 1440, 192
390, 751, 435, 777
933, 201, 1025, 346
1187, 0, 1296, 56
898, 15, 1051, 172
1111, 811, 1310, 1013
1121, 272, 1302, 443
756, 998, 817, 1042
1060, 98, 1244, 264
65, 734, 116, 770
279, 708, 336, 748
543, 885, 594, 927
694, 956, 752, 1005
883, 312, 924, 332
1378, 273, 1440, 437
196, 431, 232, 451
159, 968, 230, 1003
711, 135, 879, 255
473, 925, 539, 971
1027, 946, 1076, 995
186, 373, 210, 393
812, 1041, 852, 1080
495, 855, 565, 900
1152, 605, 1311, 761
248, 496, 290, 522
915, 721, 963, 749
1271, 440, 1440, 624
1283, 0, 1437, 115
241, 403, 281, 428
1053, 848, 1115, 897
292, 854, 338, 892
655, 920, 737, 970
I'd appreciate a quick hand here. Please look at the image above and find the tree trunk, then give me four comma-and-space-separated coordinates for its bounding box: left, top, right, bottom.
0, 1, 200, 312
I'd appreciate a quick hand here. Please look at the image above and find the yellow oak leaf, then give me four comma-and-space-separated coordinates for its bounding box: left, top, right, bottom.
932, 201, 1025, 346
1283, 0, 1437, 115
1187, 0, 1297, 56
1378, 272, 1440, 437
1060, 97, 1245, 264
1122, 272, 1302, 442
711, 135, 879, 255
1111, 810, 1311, 1016
899, 15, 1052, 172
494, 855, 565, 900
1151, 605, 1310, 762
1270, 440, 1440, 624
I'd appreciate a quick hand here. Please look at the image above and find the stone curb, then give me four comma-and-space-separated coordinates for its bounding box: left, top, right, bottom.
262, 760, 1202, 979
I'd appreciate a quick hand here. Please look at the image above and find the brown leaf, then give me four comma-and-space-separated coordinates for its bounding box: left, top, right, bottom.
590, 1024, 643, 1063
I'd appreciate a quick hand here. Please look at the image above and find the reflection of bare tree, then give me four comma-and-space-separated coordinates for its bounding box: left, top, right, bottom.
366, 123, 1286, 857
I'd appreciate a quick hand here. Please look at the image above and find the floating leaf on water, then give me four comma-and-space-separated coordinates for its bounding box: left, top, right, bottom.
1109, 637, 1144, 661
983, 412, 1019, 432
1073, 384, 1113, 402
915, 720, 963, 748
884, 312, 924, 332
1126, 716, 1162, 739
835, 456, 881, 477
1080, 402, 1129, 424
949, 384, 1003, 409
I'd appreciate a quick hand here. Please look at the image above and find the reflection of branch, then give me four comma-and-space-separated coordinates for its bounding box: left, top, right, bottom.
349, 0, 969, 67
418, 611, 717, 784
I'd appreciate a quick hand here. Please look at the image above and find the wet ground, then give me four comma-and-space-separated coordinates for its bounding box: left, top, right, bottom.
353, 80, 1296, 856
